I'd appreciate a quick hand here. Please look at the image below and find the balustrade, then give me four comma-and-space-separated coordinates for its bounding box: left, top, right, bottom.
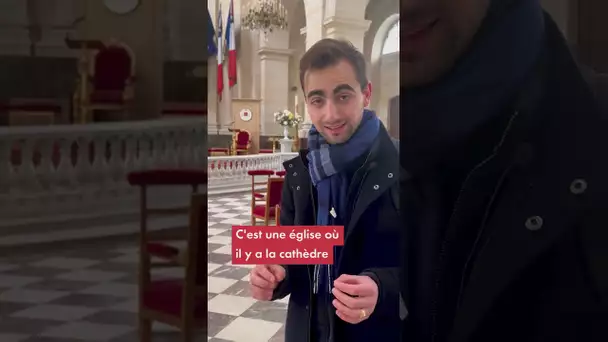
208, 152, 297, 194
0, 117, 206, 224
0, 117, 296, 232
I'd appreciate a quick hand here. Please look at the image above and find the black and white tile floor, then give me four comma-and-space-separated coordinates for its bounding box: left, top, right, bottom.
0, 194, 286, 342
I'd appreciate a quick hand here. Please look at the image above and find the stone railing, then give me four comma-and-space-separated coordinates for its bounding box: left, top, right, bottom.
0, 117, 206, 227
208, 152, 297, 195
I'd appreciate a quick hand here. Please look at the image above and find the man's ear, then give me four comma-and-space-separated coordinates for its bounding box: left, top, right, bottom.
362, 82, 372, 107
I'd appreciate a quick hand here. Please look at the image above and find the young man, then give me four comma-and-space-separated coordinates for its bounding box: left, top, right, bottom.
400, 0, 608, 341
249, 39, 402, 342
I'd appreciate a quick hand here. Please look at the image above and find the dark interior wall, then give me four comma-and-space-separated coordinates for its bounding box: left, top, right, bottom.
0, 56, 206, 104
163, 61, 207, 103
0, 56, 78, 102
577, 0, 608, 73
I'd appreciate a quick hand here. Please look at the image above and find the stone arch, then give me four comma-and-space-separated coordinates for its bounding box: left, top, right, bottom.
368, 12, 399, 126
370, 13, 400, 66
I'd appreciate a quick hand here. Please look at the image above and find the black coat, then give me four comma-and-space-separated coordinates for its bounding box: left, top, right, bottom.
274, 125, 403, 342
402, 14, 608, 342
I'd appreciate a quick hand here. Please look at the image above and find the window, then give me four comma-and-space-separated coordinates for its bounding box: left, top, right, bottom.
382, 21, 399, 55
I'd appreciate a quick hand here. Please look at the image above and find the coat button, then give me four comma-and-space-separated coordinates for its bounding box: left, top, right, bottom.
388, 173, 394, 178
293, 172, 297, 176
296, 186, 300, 190
525, 216, 543, 231
289, 164, 293, 168
373, 185, 379, 190
570, 179, 587, 195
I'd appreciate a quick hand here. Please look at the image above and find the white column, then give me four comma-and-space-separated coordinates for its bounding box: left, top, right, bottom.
298, 0, 326, 137
207, 57, 218, 131
258, 29, 292, 136
322, 0, 371, 52
302, 0, 325, 50
323, 17, 371, 53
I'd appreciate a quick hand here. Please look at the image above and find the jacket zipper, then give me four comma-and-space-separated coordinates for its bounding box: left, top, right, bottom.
430, 111, 519, 341
308, 181, 317, 342
456, 164, 512, 308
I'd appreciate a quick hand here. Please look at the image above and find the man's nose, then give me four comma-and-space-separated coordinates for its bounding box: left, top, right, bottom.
323, 100, 340, 121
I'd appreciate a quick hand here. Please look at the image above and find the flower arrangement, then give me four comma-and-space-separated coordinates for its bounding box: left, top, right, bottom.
274, 109, 303, 127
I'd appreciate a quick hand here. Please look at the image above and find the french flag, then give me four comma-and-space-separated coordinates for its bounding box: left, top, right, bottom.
216, 6, 224, 101
225, 0, 237, 88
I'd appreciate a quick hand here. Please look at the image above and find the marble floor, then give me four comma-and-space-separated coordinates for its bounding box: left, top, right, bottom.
0, 193, 287, 342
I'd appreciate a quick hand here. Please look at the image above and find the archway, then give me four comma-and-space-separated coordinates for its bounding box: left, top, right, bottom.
368, 12, 399, 130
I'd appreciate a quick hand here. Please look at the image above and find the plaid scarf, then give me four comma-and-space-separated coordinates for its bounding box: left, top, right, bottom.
307, 109, 380, 187
307, 109, 379, 302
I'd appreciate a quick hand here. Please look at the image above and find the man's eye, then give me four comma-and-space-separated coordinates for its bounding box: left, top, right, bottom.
338, 95, 350, 101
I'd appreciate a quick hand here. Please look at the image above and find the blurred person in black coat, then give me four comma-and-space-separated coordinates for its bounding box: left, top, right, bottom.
399, 0, 608, 341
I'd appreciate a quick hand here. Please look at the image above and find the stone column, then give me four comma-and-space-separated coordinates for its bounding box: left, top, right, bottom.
302, 0, 325, 49
298, 0, 327, 138
258, 29, 292, 136
207, 57, 219, 133
323, 17, 371, 52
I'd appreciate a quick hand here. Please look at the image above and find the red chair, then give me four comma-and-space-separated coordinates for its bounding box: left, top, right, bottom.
251, 177, 284, 226
75, 40, 135, 121
139, 193, 208, 342
232, 129, 251, 155
248, 170, 274, 201
127, 170, 206, 264
275, 170, 286, 177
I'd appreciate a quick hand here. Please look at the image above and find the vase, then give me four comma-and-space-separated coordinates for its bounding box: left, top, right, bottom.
282, 125, 289, 140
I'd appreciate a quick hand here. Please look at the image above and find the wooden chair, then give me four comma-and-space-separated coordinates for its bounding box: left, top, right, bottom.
275, 170, 286, 177
74, 39, 136, 122
248, 169, 274, 201
208, 147, 229, 156
127, 169, 206, 264
231, 129, 251, 155
275, 205, 281, 226
138, 192, 208, 342
251, 177, 284, 226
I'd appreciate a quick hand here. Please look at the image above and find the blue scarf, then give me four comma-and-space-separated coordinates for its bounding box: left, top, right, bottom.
307, 109, 379, 297
401, 0, 545, 174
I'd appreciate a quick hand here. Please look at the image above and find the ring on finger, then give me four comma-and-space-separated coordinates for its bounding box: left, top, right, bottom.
359, 309, 367, 319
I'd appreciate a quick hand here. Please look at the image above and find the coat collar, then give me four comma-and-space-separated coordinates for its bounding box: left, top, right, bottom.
282, 124, 400, 234
282, 124, 399, 182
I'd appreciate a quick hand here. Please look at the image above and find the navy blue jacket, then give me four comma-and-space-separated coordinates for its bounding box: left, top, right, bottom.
273, 125, 403, 342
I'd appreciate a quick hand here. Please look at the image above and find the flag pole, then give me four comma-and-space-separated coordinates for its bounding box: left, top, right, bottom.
215, 0, 221, 135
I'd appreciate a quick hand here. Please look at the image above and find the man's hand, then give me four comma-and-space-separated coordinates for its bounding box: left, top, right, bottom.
332, 274, 379, 324
249, 264, 286, 301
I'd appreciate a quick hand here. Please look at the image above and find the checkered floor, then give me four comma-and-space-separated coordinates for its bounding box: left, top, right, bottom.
0, 194, 287, 342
